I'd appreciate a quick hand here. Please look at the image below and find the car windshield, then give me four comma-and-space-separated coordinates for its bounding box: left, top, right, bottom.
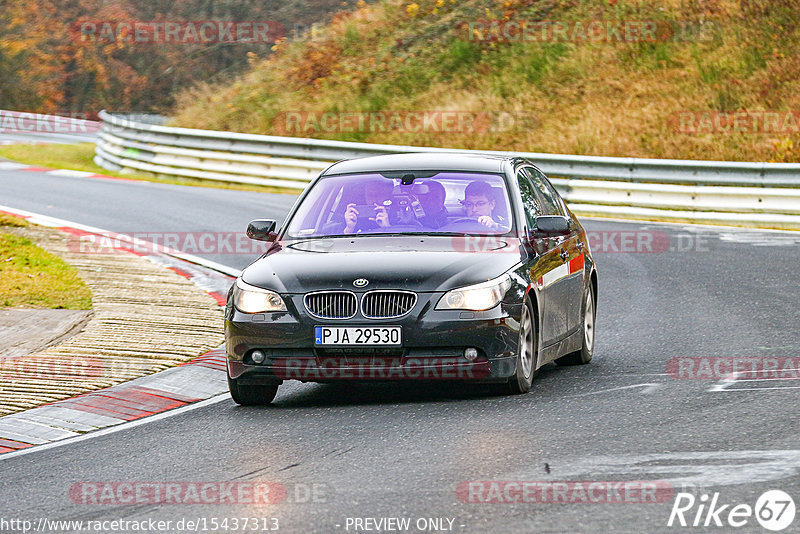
286, 172, 515, 238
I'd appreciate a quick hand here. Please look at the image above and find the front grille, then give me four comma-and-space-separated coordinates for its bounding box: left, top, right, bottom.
304, 291, 357, 319
361, 291, 417, 319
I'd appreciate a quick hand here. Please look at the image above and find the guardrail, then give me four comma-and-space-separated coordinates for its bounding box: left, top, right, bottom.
95, 110, 800, 229
0, 109, 101, 144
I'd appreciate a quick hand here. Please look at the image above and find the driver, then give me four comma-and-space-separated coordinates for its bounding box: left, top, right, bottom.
463, 181, 507, 230
343, 180, 394, 234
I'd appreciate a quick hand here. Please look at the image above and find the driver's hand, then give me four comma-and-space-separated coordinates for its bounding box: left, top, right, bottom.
343, 204, 359, 234
370, 204, 390, 228
477, 215, 499, 229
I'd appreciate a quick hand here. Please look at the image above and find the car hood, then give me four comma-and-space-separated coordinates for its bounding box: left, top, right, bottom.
241, 236, 522, 293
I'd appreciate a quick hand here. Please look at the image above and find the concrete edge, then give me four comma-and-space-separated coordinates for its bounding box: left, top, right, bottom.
0, 209, 240, 455
0, 346, 229, 457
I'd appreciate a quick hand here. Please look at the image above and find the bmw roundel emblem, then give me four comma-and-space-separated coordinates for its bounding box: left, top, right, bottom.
353, 278, 369, 288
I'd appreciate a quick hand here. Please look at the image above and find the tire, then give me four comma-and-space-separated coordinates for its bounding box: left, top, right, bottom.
228, 376, 279, 406
555, 288, 595, 366
508, 301, 536, 394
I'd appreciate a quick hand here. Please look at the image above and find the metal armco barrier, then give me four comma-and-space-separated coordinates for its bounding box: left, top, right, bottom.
0, 109, 102, 144
95, 111, 800, 229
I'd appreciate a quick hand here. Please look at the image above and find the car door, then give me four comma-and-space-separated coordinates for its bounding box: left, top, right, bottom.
516, 167, 563, 348
528, 167, 585, 336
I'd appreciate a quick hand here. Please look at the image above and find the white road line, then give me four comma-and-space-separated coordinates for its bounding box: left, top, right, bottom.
725, 366, 800, 378
566, 383, 662, 397
0, 162, 29, 170
708, 376, 737, 392
713, 385, 800, 391
584, 216, 800, 235
729, 377, 800, 382
593, 373, 670, 377
45, 169, 96, 178
708, 368, 800, 392
511, 450, 800, 488
0, 394, 231, 462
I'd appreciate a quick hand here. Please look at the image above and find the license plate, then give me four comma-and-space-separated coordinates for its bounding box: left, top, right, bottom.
314, 326, 401, 346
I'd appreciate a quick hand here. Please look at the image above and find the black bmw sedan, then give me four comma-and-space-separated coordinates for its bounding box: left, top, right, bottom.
225, 153, 597, 404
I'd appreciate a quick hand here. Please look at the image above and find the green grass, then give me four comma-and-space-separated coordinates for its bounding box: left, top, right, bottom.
0, 143, 300, 195
0, 215, 93, 310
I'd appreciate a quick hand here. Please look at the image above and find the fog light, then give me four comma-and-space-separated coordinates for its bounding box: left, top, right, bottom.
251, 350, 266, 364
464, 348, 479, 361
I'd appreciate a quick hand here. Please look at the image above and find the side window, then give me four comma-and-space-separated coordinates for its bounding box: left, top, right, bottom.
527, 167, 564, 216
515, 168, 541, 228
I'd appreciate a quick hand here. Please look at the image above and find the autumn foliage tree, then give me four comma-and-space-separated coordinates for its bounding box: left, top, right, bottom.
0, 0, 352, 114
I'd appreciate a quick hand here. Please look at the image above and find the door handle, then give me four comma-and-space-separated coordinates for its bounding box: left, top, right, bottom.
577, 241, 584, 251
560, 249, 568, 261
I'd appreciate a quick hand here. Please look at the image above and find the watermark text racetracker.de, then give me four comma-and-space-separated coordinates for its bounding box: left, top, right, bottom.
585, 230, 709, 254
67, 229, 710, 257
0, 110, 101, 135
67, 231, 270, 256
272, 356, 490, 381
670, 111, 800, 134
465, 19, 715, 43
666, 357, 800, 380
0, 355, 103, 381
271, 110, 537, 135
69, 481, 326, 505
447, 231, 708, 254
72, 20, 285, 44
457, 480, 674, 503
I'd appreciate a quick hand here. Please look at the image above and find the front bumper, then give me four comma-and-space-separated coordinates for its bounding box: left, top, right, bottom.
225, 293, 521, 384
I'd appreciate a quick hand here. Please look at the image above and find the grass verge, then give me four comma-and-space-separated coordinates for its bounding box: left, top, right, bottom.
0, 143, 300, 195
170, 0, 800, 163
0, 213, 93, 309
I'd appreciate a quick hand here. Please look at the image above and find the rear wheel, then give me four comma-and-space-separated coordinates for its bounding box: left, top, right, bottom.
228, 376, 279, 406
508, 302, 536, 394
555, 288, 595, 366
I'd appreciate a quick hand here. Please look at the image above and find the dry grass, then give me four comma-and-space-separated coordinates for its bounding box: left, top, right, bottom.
0, 213, 29, 228
170, 0, 800, 162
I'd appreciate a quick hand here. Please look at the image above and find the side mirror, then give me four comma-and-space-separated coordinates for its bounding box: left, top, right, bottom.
533, 215, 571, 236
247, 219, 278, 242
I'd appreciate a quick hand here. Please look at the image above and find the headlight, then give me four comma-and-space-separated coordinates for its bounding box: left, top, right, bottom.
233, 278, 287, 313
436, 274, 512, 311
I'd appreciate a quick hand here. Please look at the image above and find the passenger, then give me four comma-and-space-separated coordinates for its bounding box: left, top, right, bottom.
343, 180, 394, 234
418, 181, 448, 229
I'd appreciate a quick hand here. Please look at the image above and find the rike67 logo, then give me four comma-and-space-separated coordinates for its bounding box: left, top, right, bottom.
668, 490, 795, 531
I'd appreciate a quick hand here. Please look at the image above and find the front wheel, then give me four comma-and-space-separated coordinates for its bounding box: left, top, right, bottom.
508, 302, 536, 394
555, 288, 595, 366
228, 376, 279, 406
